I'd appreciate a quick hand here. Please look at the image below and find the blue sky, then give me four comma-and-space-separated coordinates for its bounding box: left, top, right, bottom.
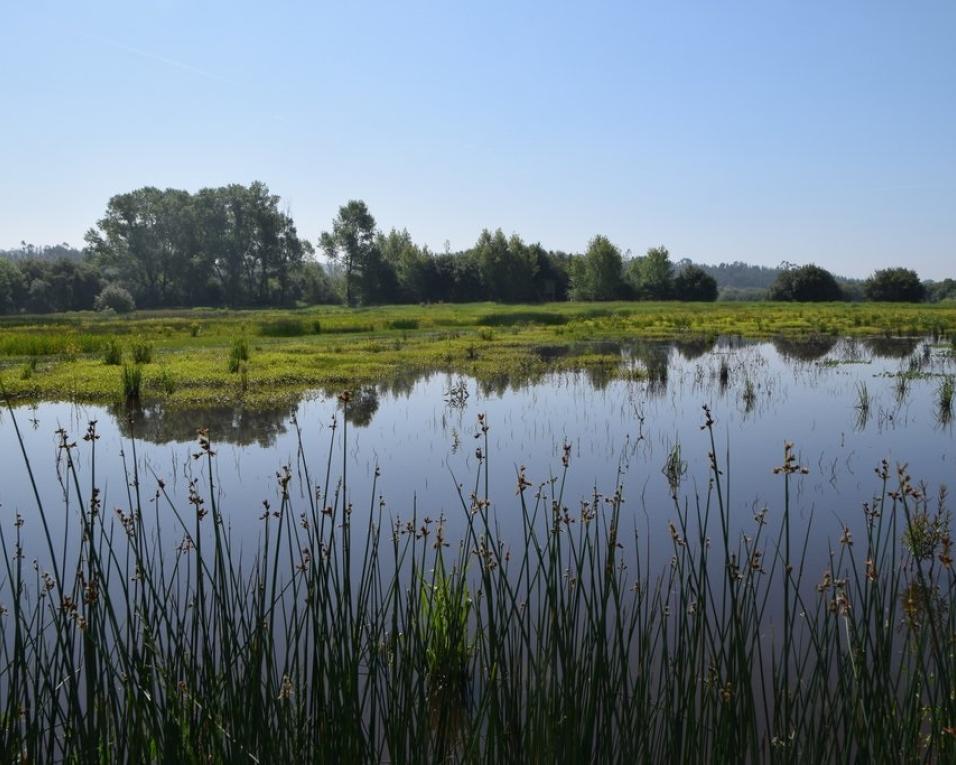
1, 1, 954, 278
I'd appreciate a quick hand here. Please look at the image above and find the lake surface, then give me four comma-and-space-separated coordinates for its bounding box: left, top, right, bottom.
2, 335, 954, 579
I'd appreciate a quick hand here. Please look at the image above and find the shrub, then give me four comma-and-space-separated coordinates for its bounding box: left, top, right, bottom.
130, 339, 153, 364
769, 265, 843, 302
228, 337, 250, 372
103, 338, 123, 365
864, 268, 926, 302
94, 284, 136, 314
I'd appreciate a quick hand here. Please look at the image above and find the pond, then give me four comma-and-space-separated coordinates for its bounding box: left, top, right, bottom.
3, 334, 953, 582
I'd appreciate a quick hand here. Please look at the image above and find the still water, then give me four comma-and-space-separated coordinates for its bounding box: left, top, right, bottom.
2, 335, 954, 577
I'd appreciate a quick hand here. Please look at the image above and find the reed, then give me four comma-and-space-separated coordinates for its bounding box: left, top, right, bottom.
0, 399, 953, 762
121, 363, 142, 401
102, 337, 123, 365
228, 337, 250, 373
130, 338, 153, 364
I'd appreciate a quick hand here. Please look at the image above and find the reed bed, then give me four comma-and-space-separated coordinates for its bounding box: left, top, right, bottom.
0, 399, 954, 762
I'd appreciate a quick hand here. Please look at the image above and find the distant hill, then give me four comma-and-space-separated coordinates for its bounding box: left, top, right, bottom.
0, 243, 85, 262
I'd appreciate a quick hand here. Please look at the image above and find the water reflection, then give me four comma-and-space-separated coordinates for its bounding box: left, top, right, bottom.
86, 335, 945, 443
862, 336, 921, 359
771, 335, 839, 362
112, 401, 296, 446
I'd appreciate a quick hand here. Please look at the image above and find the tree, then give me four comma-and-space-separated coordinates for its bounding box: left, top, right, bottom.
570, 235, 623, 300
320, 200, 377, 307
472, 229, 539, 302
864, 268, 926, 302
626, 246, 674, 299
768, 264, 843, 301
673, 264, 718, 301
0, 259, 24, 314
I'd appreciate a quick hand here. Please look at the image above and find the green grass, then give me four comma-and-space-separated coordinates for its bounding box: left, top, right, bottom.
0, 301, 954, 407
0, 401, 953, 761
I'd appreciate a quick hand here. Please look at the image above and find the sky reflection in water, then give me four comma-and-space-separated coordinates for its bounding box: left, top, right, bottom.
2, 336, 953, 579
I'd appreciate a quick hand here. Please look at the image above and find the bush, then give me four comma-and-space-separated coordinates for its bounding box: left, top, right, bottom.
130, 338, 153, 364
228, 337, 250, 373
769, 264, 843, 302
95, 284, 136, 314
103, 338, 123, 365
864, 268, 926, 302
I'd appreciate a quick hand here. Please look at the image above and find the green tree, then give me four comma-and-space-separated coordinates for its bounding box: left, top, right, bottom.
0, 259, 24, 314
864, 268, 926, 302
570, 235, 623, 300
769, 264, 844, 302
320, 200, 377, 307
472, 229, 539, 302
626, 246, 674, 299
673, 264, 718, 301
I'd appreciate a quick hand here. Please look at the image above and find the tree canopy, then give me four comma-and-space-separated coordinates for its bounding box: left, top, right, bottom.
864, 268, 926, 302
2, 188, 947, 314
769, 264, 844, 302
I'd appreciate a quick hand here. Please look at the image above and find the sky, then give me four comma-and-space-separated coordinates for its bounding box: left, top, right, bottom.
1, 1, 954, 278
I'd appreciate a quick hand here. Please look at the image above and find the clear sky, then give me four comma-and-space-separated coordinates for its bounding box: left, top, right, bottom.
1, 1, 954, 278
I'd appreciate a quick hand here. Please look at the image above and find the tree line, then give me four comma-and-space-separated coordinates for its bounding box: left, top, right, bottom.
1, 184, 953, 314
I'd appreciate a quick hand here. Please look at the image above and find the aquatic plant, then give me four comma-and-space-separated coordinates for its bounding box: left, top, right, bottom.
228, 337, 250, 373
102, 338, 123, 365
742, 378, 756, 410
130, 338, 153, 364
939, 376, 954, 422
121, 363, 142, 401
0, 396, 953, 762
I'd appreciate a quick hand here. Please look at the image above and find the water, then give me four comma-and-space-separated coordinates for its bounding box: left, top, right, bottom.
2, 335, 953, 580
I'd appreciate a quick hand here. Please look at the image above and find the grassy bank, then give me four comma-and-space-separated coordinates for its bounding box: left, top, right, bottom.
1, 301, 954, 406
1, 402, 953, 762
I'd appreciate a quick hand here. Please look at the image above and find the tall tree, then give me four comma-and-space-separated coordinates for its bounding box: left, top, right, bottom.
626, 246, 674, 299
570, 235, 623, 300
320, 200, 377, 307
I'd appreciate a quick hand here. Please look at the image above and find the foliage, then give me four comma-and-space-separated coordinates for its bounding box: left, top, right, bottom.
102, 338, 123, 365
769, 264, 844, 302
320, 200, 378, 307
673, 264, 718, 301
626, 246, 674, 299
121, 362, 142, 400
86, 182, 309, 309
228, 337, 250, 373
130, 338, 153, 364
570, 235, 623, 301
94, 284, 136, 314
864, 268, 927, 302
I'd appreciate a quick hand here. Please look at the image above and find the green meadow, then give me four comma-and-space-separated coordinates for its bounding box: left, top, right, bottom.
2, 301, 954, 406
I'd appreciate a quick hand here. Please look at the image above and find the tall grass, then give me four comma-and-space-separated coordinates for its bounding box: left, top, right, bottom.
228, 337, 249, 373
102, 338, 123, 365
130, 338, 154, 364
121, 363, 142, 401
939, 376, 954, 422
0, 401, 953, 761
